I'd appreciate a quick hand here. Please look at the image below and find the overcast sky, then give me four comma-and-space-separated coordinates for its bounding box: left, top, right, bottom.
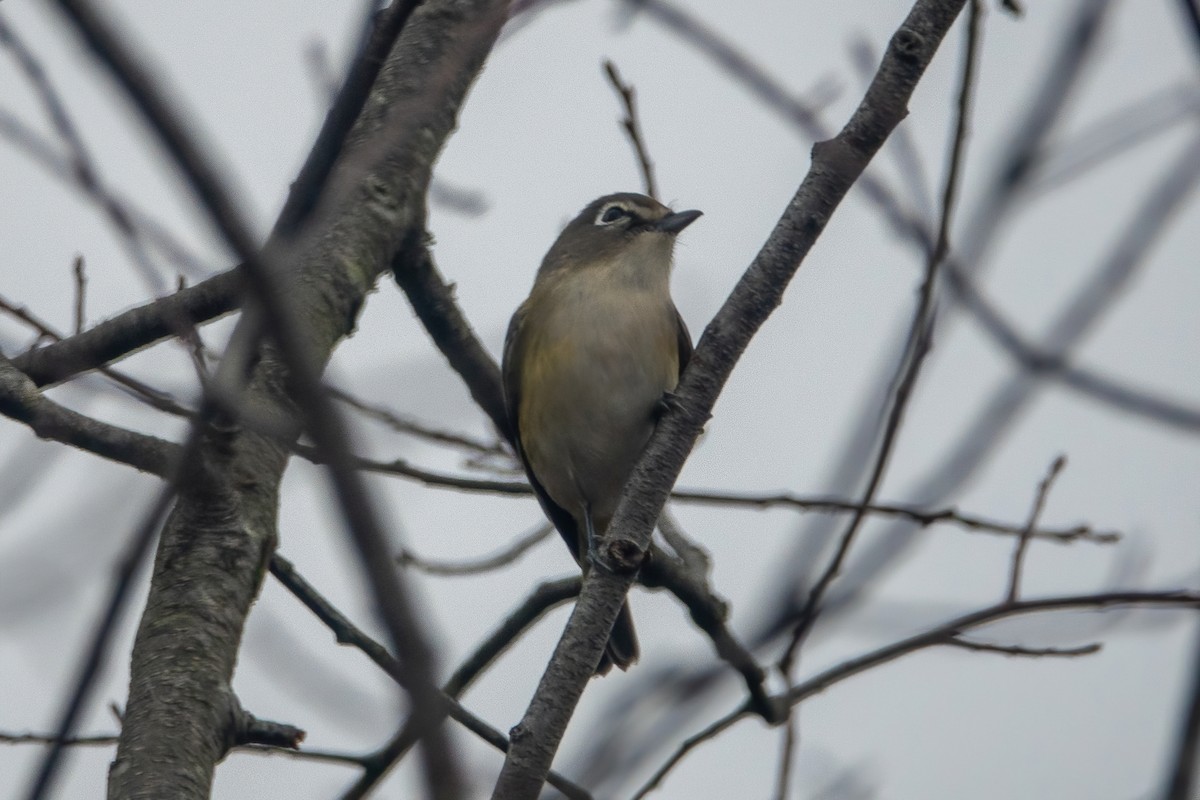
2, 1, 1199, 798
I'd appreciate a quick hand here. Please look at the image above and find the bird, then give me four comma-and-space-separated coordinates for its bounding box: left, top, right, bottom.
502, 192, 701, 674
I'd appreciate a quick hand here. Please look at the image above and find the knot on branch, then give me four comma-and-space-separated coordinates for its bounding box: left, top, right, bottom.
891, 28, 926, 62
363, 174, 402, 223
603, 536, 645, 574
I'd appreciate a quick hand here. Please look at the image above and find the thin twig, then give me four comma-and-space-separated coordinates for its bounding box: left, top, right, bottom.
397, 523, 554, 576
773, 718, 797, 800
944, 635, 1100, 658
603, 60, 659, 200
294, 444, 1123, 545
292, 442, 527, 493
12, 270, 241, 388
1007, 455, 1067, 603
669, 488, 1117, 543
0, 293, 193, 418
0, 12, 168, 294
329, 385, 508, 458
72, 255, 86, 334
630, 712, 745, 800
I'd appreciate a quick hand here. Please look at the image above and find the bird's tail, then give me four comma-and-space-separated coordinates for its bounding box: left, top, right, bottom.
595, 601, 639, 676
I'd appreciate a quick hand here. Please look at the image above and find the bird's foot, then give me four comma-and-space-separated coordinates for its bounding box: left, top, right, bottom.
654, 390, 684, 421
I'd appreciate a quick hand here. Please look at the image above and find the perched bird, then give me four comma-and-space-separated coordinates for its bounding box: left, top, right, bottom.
502, 192, 701, 674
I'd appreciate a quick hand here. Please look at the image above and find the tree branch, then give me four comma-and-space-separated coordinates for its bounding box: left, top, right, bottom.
268, 555, 592, 800
635, 591, 1199, 797
490, 2, 972, 796
39, 1, 509, 798
0, 354, 178, 476
11, 269, 242, 387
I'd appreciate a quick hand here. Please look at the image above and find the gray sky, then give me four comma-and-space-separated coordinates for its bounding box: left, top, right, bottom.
2, 1, 1199, 798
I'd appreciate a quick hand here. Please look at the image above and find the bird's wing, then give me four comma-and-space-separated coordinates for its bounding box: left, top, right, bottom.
674, 305, 694, 380
502, 304, 584, 563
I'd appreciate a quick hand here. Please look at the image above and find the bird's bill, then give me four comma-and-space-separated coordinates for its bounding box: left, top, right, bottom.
654, 209, 703, 234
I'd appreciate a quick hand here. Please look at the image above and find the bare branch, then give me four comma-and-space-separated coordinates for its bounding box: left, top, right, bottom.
11, 270, 242, 388
230, 698, 305, 751
943, 636, 1101, 658
0, 730, 368, 768
669, 488, 1117, 543
273, 0, 424, 236
329, 384, 508, 458
72, 255, 86, 334
630, 712, 744, 800
268, 555, 592, 800
641, 549, 774, 720
345, 578, 587, 800
397, 523, 555, 576
0, 12, 171, 293
1006, 455, 1067, 603
603, 60, 659, 200
392, 237, 511, 440
1165, 624, 1200, 800
638, 591, 1200, 797
41, 1, 509, 797
0, 354, 178, 476
1, 292, 194, 418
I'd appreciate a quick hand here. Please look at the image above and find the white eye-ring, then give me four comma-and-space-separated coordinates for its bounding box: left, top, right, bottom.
595, 203, 631, 226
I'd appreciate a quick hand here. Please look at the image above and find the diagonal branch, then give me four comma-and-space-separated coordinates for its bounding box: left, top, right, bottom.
489, 2, 972, 797
268, 556, 591, 800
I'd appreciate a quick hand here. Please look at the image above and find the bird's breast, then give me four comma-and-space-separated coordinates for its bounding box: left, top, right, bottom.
518, 279, 680, 518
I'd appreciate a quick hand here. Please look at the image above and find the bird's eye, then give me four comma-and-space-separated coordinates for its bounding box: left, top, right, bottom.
596, 204, 629, 225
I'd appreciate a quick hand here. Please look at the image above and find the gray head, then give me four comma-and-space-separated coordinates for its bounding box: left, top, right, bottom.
538, 192, 702, 278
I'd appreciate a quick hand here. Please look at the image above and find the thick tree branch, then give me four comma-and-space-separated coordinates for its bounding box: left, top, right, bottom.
490, 2, 971, 797
36, 2, 508, 798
